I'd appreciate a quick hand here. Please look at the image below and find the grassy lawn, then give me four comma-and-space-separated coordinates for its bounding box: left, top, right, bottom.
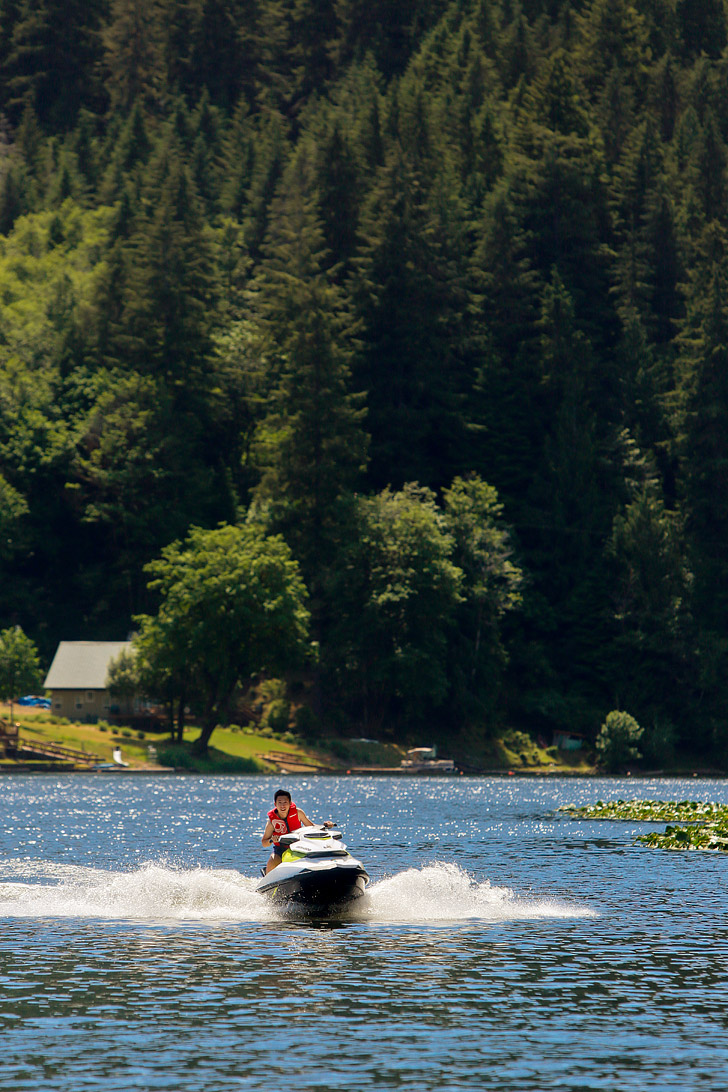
0, 704, 339, 771
2, 703, 596, 774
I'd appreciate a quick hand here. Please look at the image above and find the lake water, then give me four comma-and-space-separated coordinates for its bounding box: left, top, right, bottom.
2, 773, 728, 1091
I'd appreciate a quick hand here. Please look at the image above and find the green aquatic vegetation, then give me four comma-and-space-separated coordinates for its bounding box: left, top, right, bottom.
559, 799, 728, 823
560, 799, 728, 852
638, 825, 728, 851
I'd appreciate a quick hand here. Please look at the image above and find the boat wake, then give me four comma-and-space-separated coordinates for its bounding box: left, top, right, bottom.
0, 860, 595, 923
363, 863, 595, 922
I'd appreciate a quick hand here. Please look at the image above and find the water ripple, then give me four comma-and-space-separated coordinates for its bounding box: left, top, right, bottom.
2, 774, 728, 1090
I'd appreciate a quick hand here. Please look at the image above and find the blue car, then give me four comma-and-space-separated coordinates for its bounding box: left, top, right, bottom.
17, 695, 52, 708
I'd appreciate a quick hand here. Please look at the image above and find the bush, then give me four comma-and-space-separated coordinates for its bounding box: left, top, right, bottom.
596, 710, 643, 771
497, 728, 541, 766
641, 719, 676, 767
156, 743, 264, 773
294, 704, 320, 741
264, 698, 290, 733
157, 745, 195, 770
121, 729, 132, 738
260, 678, 287, 703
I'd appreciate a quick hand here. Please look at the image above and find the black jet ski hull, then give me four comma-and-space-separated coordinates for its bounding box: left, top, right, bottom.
259, 864, 369, 912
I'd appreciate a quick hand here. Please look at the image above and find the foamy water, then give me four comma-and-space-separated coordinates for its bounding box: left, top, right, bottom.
0, 858, 595, 922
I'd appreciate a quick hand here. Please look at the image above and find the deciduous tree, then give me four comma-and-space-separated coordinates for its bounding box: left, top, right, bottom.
134, 523, 310, 753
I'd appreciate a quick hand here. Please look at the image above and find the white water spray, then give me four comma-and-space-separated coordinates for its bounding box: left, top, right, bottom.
0, 859, 595, 922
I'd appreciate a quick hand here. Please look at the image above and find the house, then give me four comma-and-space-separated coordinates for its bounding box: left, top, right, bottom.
44, 641, 132, 722
552, 729, 588, 751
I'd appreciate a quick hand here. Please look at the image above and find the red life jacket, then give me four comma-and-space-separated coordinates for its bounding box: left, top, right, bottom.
268, 801, 302, 844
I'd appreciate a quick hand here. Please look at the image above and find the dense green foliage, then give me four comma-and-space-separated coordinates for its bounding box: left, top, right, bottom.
0, 625, 41, 719
2, 0, 728, 754
133, 523, 310, 751
595, 709, 644, 770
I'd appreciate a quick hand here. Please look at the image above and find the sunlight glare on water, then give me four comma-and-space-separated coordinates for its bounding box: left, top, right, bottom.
2, 773, 728, 1091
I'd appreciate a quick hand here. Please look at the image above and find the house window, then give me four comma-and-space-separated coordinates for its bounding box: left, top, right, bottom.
87, 691, 94, 701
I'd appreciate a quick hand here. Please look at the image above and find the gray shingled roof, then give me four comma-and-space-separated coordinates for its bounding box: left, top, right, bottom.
44, 641, 132, 690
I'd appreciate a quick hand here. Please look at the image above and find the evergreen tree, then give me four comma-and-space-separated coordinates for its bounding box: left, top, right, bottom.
678, 259, 728, 639
611, 120, 664, 324
4, 0, 107, 128
677, 0, 726, 60
103, 0, 165, 114
98, 103, 153, 204
248, 144, 367, 585
692, 109, 727, 221
353, 143, 479, 490
120, 153, 220, 393
576, 0, 652, 96
189, 0, 246, 108
314, 120, 362, 269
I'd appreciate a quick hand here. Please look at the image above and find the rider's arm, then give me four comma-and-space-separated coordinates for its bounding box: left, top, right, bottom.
298, 810, 334, 828
261, 819, 275, 847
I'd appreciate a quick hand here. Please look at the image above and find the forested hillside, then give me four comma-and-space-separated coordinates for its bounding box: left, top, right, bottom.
2, 0, 728, 759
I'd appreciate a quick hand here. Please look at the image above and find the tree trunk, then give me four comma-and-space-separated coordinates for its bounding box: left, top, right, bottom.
191, 691, 222, 755
176, 695, 186, 742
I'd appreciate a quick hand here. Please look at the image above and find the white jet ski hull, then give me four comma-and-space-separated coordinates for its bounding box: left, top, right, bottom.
257, 859, 369, 911
256, 826, 369, 912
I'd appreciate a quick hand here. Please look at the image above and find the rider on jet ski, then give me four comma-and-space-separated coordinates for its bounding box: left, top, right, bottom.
262, 789, 334, 874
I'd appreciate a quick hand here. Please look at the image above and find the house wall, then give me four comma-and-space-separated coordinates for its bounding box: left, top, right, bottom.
51, 690, 111, 722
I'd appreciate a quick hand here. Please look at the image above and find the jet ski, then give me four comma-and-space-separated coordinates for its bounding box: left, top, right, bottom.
256, 825, 369, 913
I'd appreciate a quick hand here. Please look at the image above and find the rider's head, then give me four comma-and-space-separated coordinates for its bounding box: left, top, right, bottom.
274, 789, 291, 814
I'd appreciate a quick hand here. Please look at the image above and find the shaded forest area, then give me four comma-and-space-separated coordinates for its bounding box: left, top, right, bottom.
1, 0, 728, 760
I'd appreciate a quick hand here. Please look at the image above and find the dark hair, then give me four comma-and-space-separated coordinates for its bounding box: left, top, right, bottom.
274, 788, 291, 802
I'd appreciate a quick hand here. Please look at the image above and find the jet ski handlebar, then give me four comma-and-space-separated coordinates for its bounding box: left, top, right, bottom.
279, 825, 343, 846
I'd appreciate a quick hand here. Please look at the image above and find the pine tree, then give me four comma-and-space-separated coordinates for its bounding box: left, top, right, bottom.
353, 143, 479, 490
678, 258, 728, 636
651, 52, 679, 144
121, 153, 220, 393
248, 143, 367, 582
103, 0, 166, 114
611, 119, 664, 324
677, 0, 726, 60
314, 120, 361, 269
189, 0, 249, 109
3, 0, 107, 128
576, 0, 652, 97
692, 109, 727, 221
646, 188, 682, 346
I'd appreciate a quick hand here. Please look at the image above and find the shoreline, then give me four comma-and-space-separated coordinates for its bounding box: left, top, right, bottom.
2, 764, 727, 778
